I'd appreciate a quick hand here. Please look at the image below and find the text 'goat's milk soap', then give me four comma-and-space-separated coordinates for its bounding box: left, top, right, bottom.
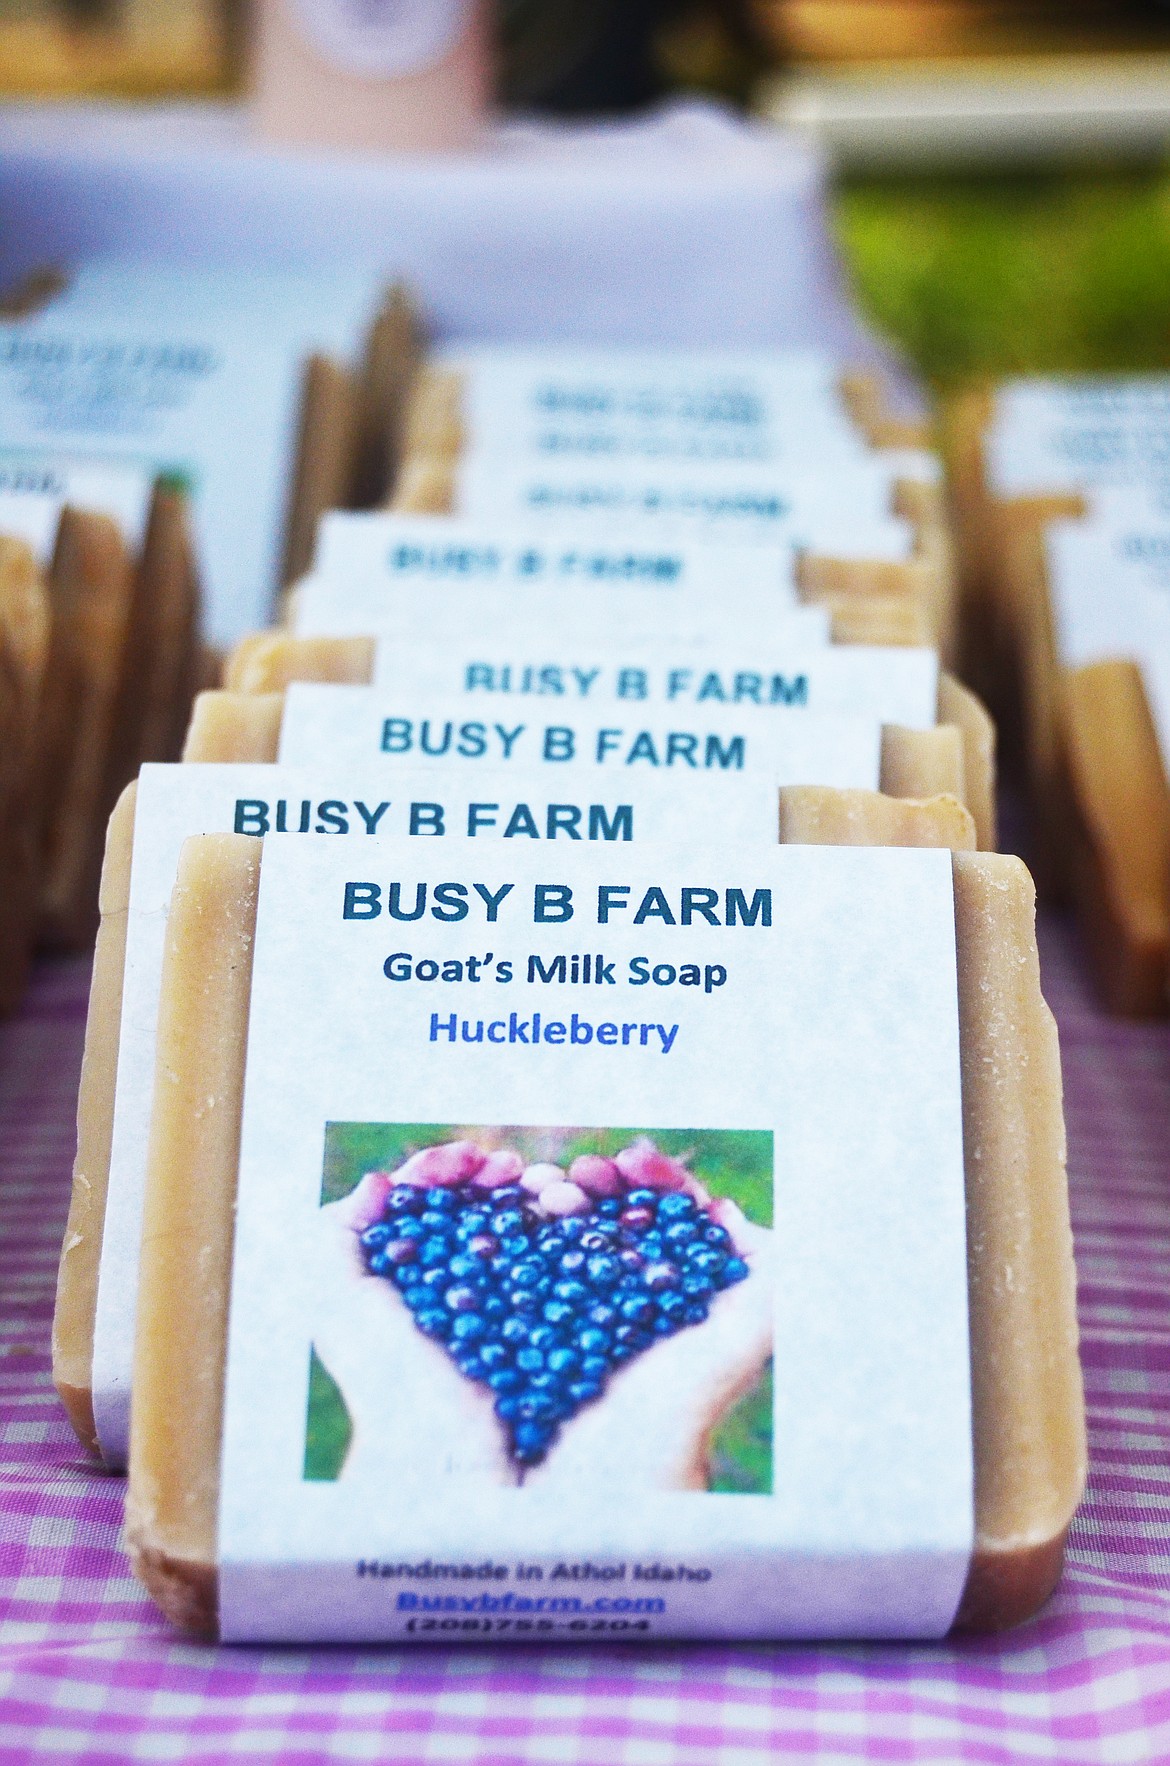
84, 763, 792, 1467
211, 838, 974, 1642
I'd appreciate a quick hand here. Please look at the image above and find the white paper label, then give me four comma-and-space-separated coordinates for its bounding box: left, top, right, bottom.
276, 686, 884, 786
368, 641, 939, 729
1046, 517, 1170, 771
218, 839, 972, 1642
0, 452, 151, 564
451, 457, 906, 545
311, 513, 814, 594
287, 0, 468, 76
90, 762, 800, 1467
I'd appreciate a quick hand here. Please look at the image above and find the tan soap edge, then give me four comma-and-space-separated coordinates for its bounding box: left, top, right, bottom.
778, 788, 977, 851
953, 851, 1085, 1630
126, 833, 260, 1639
126, 841, 1081, 1639
1059, 659, 1170, 1016
222, 633, 375, 694
881, 724, 966, 810
182, 691, 283, 764
937, 673, 997, 852
51, 781, 138, 1455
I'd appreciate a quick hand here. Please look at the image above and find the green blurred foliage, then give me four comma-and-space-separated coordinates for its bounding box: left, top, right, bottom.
835, 164, 1170, 388
710, 1361, 772, 1494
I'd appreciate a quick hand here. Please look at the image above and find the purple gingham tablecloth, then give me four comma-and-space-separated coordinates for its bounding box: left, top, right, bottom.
2, 912, 1170, 1764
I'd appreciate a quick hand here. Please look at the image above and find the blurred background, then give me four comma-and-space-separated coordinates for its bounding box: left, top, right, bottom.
5, 0, 1170, 386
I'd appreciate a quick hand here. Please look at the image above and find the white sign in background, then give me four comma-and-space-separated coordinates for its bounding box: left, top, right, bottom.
90, 762, 795, 1467
218, 838, 972, 1642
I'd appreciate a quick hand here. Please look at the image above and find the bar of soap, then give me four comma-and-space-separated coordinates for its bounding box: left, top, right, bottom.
123, 835, 1085, 1638
0, 536, 49, 1014
182, 691, 284, 763
778, 788, 976, 850
1059, 659, 1170, 1015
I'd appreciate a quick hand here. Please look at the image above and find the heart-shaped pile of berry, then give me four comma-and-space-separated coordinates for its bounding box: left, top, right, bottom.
358, 1139, 750, 1467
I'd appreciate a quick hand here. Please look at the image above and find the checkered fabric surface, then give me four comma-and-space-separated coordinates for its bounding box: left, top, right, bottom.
2, 912, 1170, 1765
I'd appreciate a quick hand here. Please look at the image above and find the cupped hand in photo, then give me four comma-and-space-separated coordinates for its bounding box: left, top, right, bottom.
311, 1169, 519, 1488
523, 1197, 775, 1495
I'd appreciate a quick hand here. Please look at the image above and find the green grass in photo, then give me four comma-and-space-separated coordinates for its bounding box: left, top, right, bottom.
303, 1347, 352, 1481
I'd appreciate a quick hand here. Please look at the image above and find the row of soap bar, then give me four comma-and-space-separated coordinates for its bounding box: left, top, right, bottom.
53, 337, 1085, 1641
944, 380, 1170, 1016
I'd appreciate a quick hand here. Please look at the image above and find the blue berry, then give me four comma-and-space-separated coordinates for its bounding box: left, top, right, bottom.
501, 1317, 529, 1344
578, 1228, 616, 1251
553, 1279, 588, 1305
479, 1343, 510, 1371
447, 1253, 480, 1281
703, 1225, 731, 1249
585, 1254, 621, 1287
596, 1199, 622, 1217
723, 1257, 750, 1284
682, 1270, 715, 1297
360, 1223, 392, 1251
664, 1220, 698, 1247
619, 1294, 654, 1324
489, 1368, 522, 1394
625, 1189, 658, 1210
451, 1312, 486, 1342
558, 1248, 587, 1274
490, 1208, 525, 1236
546, 1347, 579, 1375
424, 1187, 458, 1212
445, 1284, 479, 1313
502, 1234, 530, 1258
643, 1261, 679, 1293
567, 1379, 603, 1404
515, 1346, 544, 1373
418, 1236, 451, 1266
402, 1284, 431, 1311
577, 1326, 611, 1355
580, 1354, 608, 1381
417, 1308, 451, 1338
587, 1302, 618, 1328
513, 1420, 554, 1463
657, 1193, 696, 1219
387, 1184, 423, 1213
542, 1300, 574, 1326
684, 1300, 710, 1324
511, 1258, 545, 1289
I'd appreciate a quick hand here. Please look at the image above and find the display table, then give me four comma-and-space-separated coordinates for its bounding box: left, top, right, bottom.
2, 886, 1169, 1760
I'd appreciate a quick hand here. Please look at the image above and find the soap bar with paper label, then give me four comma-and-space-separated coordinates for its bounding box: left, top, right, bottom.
54, 767, 981, 1465
125, 835, 1082, 1640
